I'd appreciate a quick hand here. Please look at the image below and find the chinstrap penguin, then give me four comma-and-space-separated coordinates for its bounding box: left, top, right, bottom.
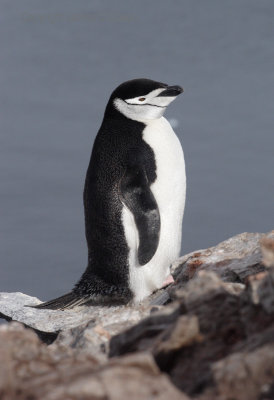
32, 78, 186, 309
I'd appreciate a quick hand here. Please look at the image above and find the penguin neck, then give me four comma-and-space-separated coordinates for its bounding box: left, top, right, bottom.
104, 98, 125, 120
103, 100, 146, 128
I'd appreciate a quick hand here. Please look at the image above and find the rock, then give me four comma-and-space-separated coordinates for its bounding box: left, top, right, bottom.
149, 231, 273, 306
110, 269, 274, 398
1, 232, 271, 338
0, 292, 148, 333
174, 270, 245, 303
0, 322, 188, 400
0, 291, 96, 332
247, 270, 274, 314
1, 230, 274, 399
200, 344, 274, 400
0, 291, 151, 355
261, 232, 274, 268
99, 354, 189, 400
171, 232, 274, 291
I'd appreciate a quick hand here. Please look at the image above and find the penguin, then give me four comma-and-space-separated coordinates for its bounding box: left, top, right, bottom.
32, 78, 186, 309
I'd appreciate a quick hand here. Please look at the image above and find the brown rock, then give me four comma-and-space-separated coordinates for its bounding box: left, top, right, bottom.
110, 269, 274, 398
0, 322, 99, 400
154, 315, 203, 353
0, 323, 188, 400
261, 231, 274, 268
200, 344, 274, 400
100, 353, 189, 400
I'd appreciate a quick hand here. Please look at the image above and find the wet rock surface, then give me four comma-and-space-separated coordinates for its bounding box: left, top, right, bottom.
0, 230, 274, 399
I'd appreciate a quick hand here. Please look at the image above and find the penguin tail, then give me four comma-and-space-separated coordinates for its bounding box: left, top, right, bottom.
26, 291, 89, 310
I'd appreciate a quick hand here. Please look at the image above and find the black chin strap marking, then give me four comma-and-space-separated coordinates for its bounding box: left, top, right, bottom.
124, 100, 166, 109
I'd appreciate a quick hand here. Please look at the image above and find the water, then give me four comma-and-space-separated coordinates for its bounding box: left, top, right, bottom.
0, 0, 273, 301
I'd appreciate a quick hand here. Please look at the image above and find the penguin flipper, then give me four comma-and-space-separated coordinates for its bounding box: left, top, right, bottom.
26, 291, 89, 310
120, 166, 160, 266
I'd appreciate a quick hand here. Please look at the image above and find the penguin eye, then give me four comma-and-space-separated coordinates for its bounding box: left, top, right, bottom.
138, 98, 146, 102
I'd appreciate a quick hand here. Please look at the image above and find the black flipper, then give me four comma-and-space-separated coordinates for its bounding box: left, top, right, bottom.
120, 165, 160, 266
26, 291, 89, 310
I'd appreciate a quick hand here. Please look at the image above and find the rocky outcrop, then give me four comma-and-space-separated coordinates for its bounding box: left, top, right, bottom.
0, 230, 274, 400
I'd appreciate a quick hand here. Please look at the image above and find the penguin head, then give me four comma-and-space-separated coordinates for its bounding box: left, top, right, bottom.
105, 79, 183, 122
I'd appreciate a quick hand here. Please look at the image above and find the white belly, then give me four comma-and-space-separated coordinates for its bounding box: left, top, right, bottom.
122, 117, 186, 302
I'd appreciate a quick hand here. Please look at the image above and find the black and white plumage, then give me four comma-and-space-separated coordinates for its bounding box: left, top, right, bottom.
32, 78, 186, 309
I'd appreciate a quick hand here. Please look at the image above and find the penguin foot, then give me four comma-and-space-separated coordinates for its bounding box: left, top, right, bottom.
161, 274, 174, 288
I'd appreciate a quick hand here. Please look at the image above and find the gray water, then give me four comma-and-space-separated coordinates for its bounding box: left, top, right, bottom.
0, 0, 273, 301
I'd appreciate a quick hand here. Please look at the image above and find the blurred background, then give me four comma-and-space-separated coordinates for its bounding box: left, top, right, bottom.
0, 0, 273, 300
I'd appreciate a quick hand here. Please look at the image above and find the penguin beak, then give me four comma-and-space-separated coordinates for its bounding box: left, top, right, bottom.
157, 85, 184, 97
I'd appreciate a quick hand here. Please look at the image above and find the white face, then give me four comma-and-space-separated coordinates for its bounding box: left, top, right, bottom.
113, 88, 177, 123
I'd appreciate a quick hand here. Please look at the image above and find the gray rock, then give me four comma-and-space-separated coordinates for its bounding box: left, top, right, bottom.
0, 292, 93, 332
52, 305, 152, 359
169, 232, 274, 297
0, 292, 150, 331
150, 231, 272, 305
0, 291, 152, 355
